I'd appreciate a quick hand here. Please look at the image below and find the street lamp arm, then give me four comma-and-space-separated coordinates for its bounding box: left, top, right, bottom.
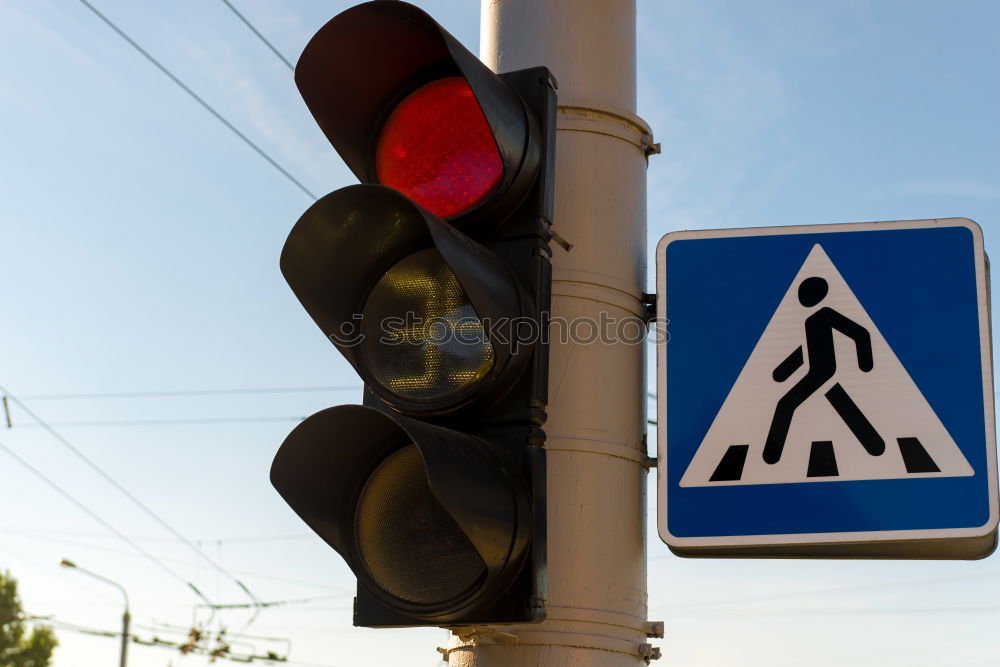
60, 558, 131, 667
59, 559, 130, 612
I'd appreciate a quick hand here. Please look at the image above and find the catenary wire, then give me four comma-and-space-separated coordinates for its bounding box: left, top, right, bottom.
0, 384, 262, 616
76, 0, 317, 200
196, 594, 348, 610
25, 616, 317, 665
15, 521, 993, 617
220, 0, 295, 70
0, 542, 123, 606
1, 526, 350, 592
137, 620, 294, 646
0, 526, 315, 544
0, 438, 214, 607
15, 385, 360, 400
12, 416, 308, 428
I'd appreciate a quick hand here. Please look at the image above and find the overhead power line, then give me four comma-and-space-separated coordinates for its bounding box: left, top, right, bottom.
5, 385, 364, 428
0, 438, 213, 607
0, 526, 315, 544
136, 620, 293, 647
197, 593, 346, 610
0, 527, 351, 593
0, 384, 261, 617
16, 385, 361, 401
13, 415, 307, 428
220, 0, 295, 70
26, 615, 306, 665
76, 0, 317, 200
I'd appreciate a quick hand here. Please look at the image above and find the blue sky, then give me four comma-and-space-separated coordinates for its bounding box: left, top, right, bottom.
0, 1, 998, 666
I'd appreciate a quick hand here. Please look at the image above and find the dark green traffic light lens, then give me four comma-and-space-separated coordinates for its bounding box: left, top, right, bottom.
355, 445, 486, 606
361, 248, 495, 404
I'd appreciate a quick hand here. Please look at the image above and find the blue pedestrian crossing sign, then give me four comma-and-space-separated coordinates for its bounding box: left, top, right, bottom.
655, 218, 998, 558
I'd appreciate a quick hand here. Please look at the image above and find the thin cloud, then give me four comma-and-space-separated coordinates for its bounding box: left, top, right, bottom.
639, 0, 794, 233
4, 0, 116, 78
899, 179, 1000, 201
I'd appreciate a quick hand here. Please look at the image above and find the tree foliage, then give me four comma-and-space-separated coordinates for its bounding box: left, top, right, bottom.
0, 571, 57, 667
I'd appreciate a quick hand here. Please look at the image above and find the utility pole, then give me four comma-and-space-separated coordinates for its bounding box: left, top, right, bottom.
446, 1, 658, 665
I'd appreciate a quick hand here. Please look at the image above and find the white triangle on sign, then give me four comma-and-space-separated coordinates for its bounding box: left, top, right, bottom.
680, 244, 974, 487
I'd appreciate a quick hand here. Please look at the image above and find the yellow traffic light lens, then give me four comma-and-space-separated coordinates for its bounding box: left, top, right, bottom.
355, 445, 486, 605
361, 248, 495, 403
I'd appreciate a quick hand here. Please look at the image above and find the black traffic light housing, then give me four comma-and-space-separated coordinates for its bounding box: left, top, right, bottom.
270, 1, 555, 628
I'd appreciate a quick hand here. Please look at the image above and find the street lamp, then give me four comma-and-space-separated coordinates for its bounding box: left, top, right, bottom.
60, 559, 130, 667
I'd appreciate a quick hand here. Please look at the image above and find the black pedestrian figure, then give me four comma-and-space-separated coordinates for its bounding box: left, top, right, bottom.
762, 276, 884, 465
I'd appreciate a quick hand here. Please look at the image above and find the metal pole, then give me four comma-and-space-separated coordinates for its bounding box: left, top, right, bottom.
60, 559, 131, 667
119, 610, 130, 667
447, 1, 657, 665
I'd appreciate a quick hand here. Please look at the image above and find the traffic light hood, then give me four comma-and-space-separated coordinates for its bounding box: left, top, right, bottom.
294, 0, 540, 224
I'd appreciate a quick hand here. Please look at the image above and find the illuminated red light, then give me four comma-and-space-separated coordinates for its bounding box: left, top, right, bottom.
376, 77, 503, 219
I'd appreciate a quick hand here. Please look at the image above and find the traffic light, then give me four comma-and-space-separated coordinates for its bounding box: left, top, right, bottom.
270, 1, 556, 627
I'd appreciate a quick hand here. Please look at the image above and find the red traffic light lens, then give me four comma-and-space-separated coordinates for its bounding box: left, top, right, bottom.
376, 77, 503, 219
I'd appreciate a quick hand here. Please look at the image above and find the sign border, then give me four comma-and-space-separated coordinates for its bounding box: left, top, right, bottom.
655, 218, 998, 553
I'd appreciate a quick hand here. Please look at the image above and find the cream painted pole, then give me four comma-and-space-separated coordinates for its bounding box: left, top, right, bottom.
444, 1, 658, 665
